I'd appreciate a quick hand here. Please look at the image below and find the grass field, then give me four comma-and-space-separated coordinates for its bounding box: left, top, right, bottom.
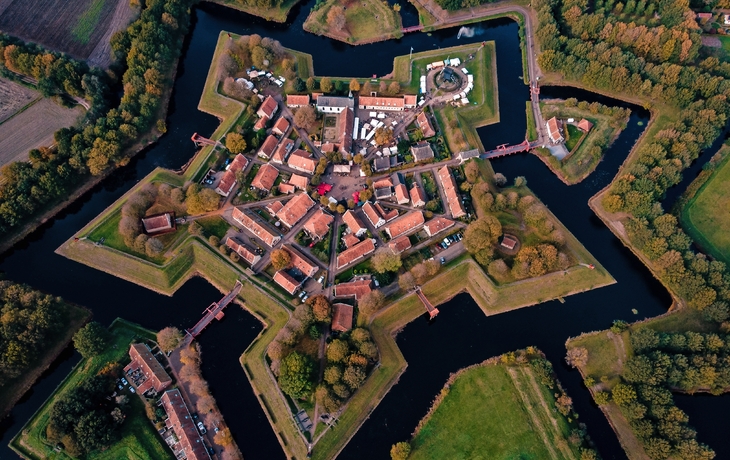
303, 0, 401, 44
210, 0, 301, 23
410, 362, 579, 460
526, 101, 537, 141
0, 78, 39, 124
0, 0, 135, 64
681, 145, 730, 264
9, 319, 174, 460
0, 98, 83, 167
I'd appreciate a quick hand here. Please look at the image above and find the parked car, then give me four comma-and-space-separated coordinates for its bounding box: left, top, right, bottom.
298, 290, 306, 299
440, 257, 446, 265
118, 384, 123, 390
130, 387, 136, 394
121, 377, 128, 386
302, 295, 309, 302
197, 421, 207, 434
317, 276, 325, 284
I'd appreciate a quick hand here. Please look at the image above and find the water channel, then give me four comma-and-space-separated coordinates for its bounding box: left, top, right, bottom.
1, 1, 729, 459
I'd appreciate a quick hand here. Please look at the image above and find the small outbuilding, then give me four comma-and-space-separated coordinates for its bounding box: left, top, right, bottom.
577, 118, 593, 133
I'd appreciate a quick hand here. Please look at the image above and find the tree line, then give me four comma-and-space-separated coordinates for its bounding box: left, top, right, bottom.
0, 0, 193, 236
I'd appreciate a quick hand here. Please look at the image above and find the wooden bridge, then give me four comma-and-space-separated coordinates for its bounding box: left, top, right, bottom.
186, 280, 243, 339
402, 25, 425, 34
482, 140, 537, 160
415, 287, 439, 319
191, 132, 222, 147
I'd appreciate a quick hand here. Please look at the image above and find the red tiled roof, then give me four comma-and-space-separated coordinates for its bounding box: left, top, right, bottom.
265, 200, 284, 216
331, 303, 354, 332
254, 115, 269, 131
333, 279, 372, 300
410, 184, 427, 207
216, 170, 237, 196
232, 207, 281, 247
273, 117, 290, 134
276, 193, 315, 228
424, 217, 455, 237
374, 202, 398, 222
272, 138, 294, 164
416, 112, 436, 138
337, 238, 376, 269
258, 95, 278, 118
359, 96, 404, 109
229, 154, 249, 173
546, 116, 562, 143
225, 236, 261, 265
124, 343, 172, 394
403, 94, 417, 107
160, 390, 211, 460
273, 270, 301, 295
343, 210, 367, 236
394, 183, 409, 204
278, 183, 296, 194
383, 211, 425, 239
289, 174, 309, 190
311, 92, 323, 101
303, 208, 334, 240
287, 149, 317, 174
362, 202, 384, 228
577, 118, 593, 132
337, 108, 354, 154
343, 233, 360, 248
258, 135, 279, 159
501, 235, 518, 250
141, 213, 174, 234
373, 177, 393, 189
283, 244, 318, 277
388, 235, 412, 254
287, 94, 310, 107
437, 166, 466, 218
251, 163, 279, 191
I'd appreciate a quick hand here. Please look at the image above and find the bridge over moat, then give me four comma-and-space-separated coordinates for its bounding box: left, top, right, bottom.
185, 280, 243, 341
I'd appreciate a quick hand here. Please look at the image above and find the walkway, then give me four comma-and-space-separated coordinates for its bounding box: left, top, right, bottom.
415, 287, 439, 319
186, 280, 243, 340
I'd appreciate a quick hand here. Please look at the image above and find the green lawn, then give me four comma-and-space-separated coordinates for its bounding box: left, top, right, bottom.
71, 0, 107, 44
410, 363, 576, 460
526, 102, 537, 141
564, 124, 583, 152
303, 0, 401, 44
196, 216, 231, 239
681, 145, 730, 264
10, 319, 173, 460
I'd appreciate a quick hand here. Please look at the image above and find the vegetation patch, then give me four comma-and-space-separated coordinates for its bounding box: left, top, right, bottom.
71, 0, 108, 44
303, 0, 402, 44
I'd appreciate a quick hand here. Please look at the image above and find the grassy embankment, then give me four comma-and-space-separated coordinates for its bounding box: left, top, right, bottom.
679, 145, 730, 264
9, 319, 174, 460
0, 303, 89, 419
209, 0, 302, 23
535, 100, 631, 184
409, 359, 581, 460
566, 308, 717, 460
393, 42, 498, 153
303, 0, 402, 44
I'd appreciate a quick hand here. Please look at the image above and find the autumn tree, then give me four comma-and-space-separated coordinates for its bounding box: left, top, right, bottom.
391, 442, 411, 460
326, 339, 350, 363
371, 248, 402, 273
387, 81, 401, 95
157, 327, 183, 353
186, 185, 220, 215
349, 79, 361, 91
327, 6, 347, 31
271, 248, 291, 270
374, 127, 394, 146
463, 216, 502, 265
359, 290, 385, 315
306, 76, 317, 91
565, 347, 588, 368
320, 77, 333, 93
225, 133, 247, 154
293, 105, 317, 132
493, 172, 507, 186
398, 272, 417, 291
307, 295, 332, 322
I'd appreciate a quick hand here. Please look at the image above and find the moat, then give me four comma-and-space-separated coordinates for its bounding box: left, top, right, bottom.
1, 1, 730, 459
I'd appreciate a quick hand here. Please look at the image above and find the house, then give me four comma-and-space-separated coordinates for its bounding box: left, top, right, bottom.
388, 235, 412, 254
577, 118, 593, 133
501, 235, 518, 250
337, 108, 354, 154
303, 208, 334, 240
373, 177, 394, 189
257, 95, 278, 119
411, 142, 434, 162
546, 117, 563, 143
311, 92, 323, 101
342, 233, 360, 248
258, 134, 279, 159
272, 117, 290, 136
423, 217, 456, 237
250, 163, 279, 191
289, 174, 309, 190
374, 202, 398, 222
333, 278, 373, 301
271, 138, 294, 164
383, 211, 425, 239
316, 96, 354, 113
287, 149, 317, 174
456, 149, 480, 163
215, 154, 249, 197
232, 207, 281, 247
160, 389, 211, 460
278, 183, 296, 194
253, 115, 269, 131
394, 183, 409, 205
358, 95, 405, 111
437, 166, 466, 219
333, 164, 351, 175
273, 270, 302, 295
286, 94, 310, 108
373, 156, 392, 172
697, 12, 713, 22
225, 237, 261, 265
337, 238, 376, 269
141, 212, 175, 235
374, 187, 393, 200
265, 200, 284, 217
410, 184, 427, 207
124, 343, 172, 394
282, 244, 319, 277
403, 94, 417, 108
362, 202, 385, 228
343, 210, 367, 237
331, 303, 354, 333
416, 112, 436, 138
276, 193, 315, 228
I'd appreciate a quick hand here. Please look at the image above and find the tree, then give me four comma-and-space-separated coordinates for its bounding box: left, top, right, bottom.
186, 185, 220, 214
214, 428, 234, 446
565, 347, 588, 368
326, 6, 347, 31
371, 249, 402, 273
349, 79, 361, 92
374, 127, 394, 145
464, 160, 479, 183
225, 133, 247, 154
388, 81, 401, 95
307, 295, 332, 322
326, 339, 349, 363
145, 237, 163, 257
342, 365, 366, 389
463, 216, 502, 260
293, 105, 317, 132
398, 272, 417, 291
271, 248, 291, 270
493, 172, 507, 186
514, 176, 527, 187
391, 442, 411, 460
359, 290, 385, 315
73, 322, 109, 359
157, 327, 183, 353
278, 351, 315, 399
306, 76, 317, 91
324, 365, 342, 385
320, 77, 333, 93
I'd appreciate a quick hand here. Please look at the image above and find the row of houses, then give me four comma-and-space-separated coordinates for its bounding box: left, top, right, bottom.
272, 244, 319, 295
215, 153, 249, 197
437, 165, 466, 219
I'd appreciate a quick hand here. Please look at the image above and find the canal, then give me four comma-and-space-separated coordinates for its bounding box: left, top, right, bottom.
1, 1, 729, 459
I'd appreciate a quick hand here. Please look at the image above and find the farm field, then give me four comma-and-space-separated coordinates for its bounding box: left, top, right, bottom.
0, 98, 83, 166
0, 0, 137, 67
0, 78, 39, 124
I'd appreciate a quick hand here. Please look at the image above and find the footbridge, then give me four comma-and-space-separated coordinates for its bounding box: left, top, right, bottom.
402, 25, 425, 34
186, 280, 243, 339
415, 287, 439, 319
191, 132, 222, 148
482, 140, 539, 160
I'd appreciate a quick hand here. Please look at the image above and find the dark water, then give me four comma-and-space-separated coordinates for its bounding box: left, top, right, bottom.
0, 1, 727, 459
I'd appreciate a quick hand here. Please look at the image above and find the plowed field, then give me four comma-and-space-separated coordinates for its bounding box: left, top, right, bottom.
0, 78, 38, 124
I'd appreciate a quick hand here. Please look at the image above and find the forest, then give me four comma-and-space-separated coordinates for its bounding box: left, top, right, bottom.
0, 0, 193, 236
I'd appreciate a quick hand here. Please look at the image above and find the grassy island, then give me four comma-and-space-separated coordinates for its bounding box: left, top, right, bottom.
209, 0, 302, 23
303, 0, 402, 44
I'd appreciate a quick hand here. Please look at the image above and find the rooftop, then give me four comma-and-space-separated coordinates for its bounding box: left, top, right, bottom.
286, 94, 310, 106
383, 211, 425, 239
251, 163, 279, 191
258, 134, 279, 158
273, 270, 301, 295
331, 303, 354, 332
424, 217, 456, 237
259, 95, 278, 118
333, 278, 373, 300
337, 238, 376, 269
303, 208, 334, 240
276, 193, 315, 228
388, 235, 412, 254
287, 149, 317, 174
141, 212, 174, 234
416, 112, 436, 138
